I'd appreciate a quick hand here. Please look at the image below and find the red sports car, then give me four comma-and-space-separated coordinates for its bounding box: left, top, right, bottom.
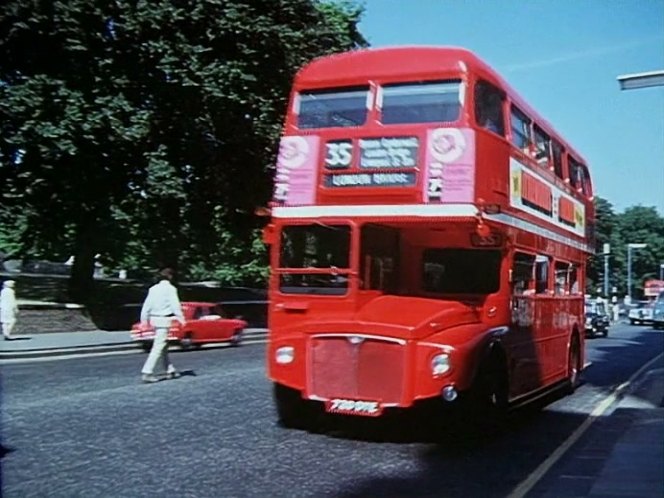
131, 301, 248, 351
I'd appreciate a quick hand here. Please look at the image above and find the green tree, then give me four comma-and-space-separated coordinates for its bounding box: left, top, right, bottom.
0, 0, 367, 301
589, 200, 664, 300
587, 196, 616, 294
614, 206, 664, 299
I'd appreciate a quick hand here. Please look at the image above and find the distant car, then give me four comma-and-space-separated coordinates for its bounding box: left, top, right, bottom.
131, 302, 248, 351
585, 300, 610, 338
628, 301, 654, 325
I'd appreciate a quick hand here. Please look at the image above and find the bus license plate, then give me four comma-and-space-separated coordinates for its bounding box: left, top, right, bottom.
325, 398, 382, 417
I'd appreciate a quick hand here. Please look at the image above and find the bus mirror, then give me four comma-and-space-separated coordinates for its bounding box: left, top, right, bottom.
262, 224, 276, 245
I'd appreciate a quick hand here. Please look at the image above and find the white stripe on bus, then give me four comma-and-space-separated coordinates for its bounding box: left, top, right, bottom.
272, 204, 592, 253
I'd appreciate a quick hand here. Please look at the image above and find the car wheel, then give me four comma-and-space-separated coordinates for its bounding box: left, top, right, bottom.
601, 328, 609, 338
274, 383, 309, 430
180, 332, 194, 350
566, 335, 581, 394
630, 319, 636, 325
230, 329, 243, 347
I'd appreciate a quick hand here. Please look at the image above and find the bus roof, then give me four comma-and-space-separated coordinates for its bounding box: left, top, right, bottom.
295, 46, 588, 165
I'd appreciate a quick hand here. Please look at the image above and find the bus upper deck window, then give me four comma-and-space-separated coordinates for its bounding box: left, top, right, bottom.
510, 106, 532, 152
474, 80, 505, 136
580, 165, 592, 197
296, 86, 369, 129
552, 141, 564, 179
380, 80, 461, 125
533, 125, 551, 167
568, 156, 585, 191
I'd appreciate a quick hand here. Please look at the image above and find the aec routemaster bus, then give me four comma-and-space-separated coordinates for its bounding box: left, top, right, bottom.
262, 46, 594, 430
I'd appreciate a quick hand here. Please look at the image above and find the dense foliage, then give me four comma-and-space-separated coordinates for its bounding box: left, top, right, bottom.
587, 198, 664, 300
0, 0, 366, 301
1, 2, 662, 303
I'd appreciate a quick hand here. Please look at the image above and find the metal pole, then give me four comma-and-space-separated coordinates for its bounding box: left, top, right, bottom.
627, 246, 632, 302
604, 252, 609, 298
660, 264, 664, 281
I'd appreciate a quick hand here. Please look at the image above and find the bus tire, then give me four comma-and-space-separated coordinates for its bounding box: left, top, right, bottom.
566, 334, 581, 394
273, 383, 308, 430
467, 352, 508, 432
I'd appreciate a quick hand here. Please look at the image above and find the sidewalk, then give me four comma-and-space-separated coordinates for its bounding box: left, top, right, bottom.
530, 353, 664, 497
0, 328, 268, 360
0, 330, 136, 359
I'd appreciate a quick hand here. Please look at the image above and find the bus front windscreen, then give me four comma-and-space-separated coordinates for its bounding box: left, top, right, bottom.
381, 80, 462, 125
296, 86, 369, 129
422, 248, 501, 294
279, 224, 351, 295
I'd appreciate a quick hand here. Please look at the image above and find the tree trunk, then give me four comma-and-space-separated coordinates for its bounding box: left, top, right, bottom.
67, 223, 98, 304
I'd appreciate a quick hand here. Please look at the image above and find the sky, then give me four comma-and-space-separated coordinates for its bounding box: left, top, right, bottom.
358, 0, 664, 215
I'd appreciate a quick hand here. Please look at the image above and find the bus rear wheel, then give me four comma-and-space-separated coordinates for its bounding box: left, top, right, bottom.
273, 383, 309, 430
566, 335, 581, 394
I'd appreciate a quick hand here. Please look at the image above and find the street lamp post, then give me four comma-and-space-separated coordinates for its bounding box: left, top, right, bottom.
660, 263, 664, 281
627, 243, 647, 302
603, 243, 610, 298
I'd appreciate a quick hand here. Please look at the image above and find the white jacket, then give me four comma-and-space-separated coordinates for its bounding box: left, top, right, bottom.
0, 287, 18, 323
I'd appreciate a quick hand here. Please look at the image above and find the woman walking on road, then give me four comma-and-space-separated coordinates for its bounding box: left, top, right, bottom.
139, 268, 185, 383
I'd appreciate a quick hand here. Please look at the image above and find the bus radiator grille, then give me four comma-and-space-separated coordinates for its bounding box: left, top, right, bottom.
309, 336, 404, 404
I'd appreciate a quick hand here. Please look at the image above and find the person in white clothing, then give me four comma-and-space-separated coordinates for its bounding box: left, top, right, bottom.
140, 268, 185, 383
1, 280, 19, 340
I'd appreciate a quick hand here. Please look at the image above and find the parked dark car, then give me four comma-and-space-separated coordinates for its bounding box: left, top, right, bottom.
585, 300, 610, 338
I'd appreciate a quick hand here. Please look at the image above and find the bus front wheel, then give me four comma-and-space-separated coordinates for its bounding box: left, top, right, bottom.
467, 354, 508, 432
273, 383, 309, 430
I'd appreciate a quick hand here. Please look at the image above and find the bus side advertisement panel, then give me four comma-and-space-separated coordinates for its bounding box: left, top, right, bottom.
424, 128, 476, 203
509, 158, 585, 238
273, 136, 320, 205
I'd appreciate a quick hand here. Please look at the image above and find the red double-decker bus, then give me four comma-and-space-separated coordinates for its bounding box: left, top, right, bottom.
263, 46, 594, 429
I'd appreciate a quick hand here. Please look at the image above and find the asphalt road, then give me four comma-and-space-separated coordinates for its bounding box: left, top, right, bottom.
1, 323, 662, 498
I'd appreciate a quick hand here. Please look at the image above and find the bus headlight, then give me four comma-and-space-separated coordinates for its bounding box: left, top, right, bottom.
431, 353, 451, 376
276, 346, 295, 364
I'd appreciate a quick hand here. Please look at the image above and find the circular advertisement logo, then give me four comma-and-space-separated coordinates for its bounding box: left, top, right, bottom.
430, 128, 466, 163
278, 136, 310, 169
